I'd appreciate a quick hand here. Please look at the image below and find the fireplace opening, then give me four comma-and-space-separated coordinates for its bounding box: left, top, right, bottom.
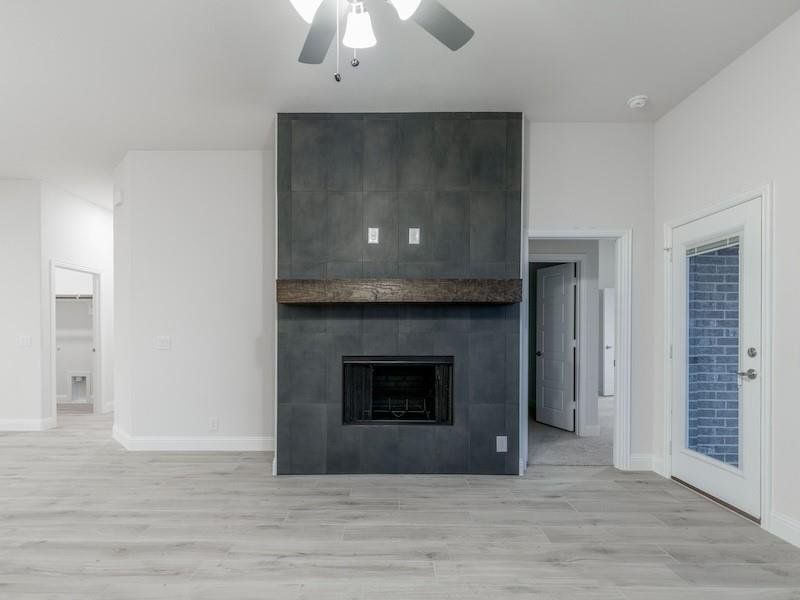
343, 357, 454, 425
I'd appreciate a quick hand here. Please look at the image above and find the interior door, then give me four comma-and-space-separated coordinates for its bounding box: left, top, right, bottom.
601, 288, 616, 396
670, 198, 762, 519
535, 263, 576, 432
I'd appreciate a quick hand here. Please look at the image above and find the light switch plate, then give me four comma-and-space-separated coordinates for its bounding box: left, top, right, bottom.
408, 227, 421, 245
496, 436, 508, 453
16, 335, 32, 348
154, 336, 171, 350
368, 227, 380, 244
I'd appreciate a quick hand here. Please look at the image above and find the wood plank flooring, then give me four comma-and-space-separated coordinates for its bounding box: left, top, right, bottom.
1, 413, 799, 599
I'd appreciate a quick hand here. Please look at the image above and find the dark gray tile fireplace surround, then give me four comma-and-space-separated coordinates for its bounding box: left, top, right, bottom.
277, 112, 522, 475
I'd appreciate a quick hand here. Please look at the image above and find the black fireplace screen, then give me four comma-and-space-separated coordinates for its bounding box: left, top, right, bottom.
342, 357, 454, 425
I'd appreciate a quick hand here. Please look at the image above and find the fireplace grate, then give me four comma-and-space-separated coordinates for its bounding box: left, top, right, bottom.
342, 357, 454, 425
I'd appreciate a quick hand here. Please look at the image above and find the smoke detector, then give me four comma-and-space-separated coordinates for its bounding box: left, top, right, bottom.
627, 95, 649, 110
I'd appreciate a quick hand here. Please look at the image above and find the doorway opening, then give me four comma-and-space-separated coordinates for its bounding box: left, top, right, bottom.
51, 265, 103, 422
528, 240, 617, 466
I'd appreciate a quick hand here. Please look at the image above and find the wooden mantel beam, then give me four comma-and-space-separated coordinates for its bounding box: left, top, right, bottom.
276, 278, 522, 305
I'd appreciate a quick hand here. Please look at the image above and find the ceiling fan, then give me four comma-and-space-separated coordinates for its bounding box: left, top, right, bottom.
289, 0, 474, 65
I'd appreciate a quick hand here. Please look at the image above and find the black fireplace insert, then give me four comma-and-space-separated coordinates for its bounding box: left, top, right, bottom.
342, 356, 454, 425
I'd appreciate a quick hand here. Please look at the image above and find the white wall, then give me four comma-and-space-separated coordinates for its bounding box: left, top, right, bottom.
263, 143, 277, 451
598, 239, 616, 395
55, 268, 94, 295
528, 123, 655, 456
654, 10, 800, 541
113, 158, 133, 435
530, 239, 601, 434
598, 239, 616, 290
0, 181, 44, 428
41, 184, 113, 417
113, 151, 270, 450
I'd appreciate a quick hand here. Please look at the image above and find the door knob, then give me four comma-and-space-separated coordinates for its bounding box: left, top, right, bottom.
535, 351, 543, 357
737, 369, 757, 380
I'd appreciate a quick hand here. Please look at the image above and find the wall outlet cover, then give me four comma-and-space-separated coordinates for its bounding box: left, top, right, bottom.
368, 227, 380, 244
496, 435, 508, 453
154, 336, 171, 350
408, 227, 421, 245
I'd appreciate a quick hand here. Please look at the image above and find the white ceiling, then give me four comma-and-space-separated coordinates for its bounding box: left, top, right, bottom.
1, 0, 799, 208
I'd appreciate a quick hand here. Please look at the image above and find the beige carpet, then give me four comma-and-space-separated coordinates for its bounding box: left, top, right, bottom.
528, 397, 614, 466
57, 403, 94, 414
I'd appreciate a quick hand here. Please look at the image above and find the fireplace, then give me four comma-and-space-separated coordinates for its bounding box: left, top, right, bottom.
276, 112, 521, 474
343, 357, 454, 425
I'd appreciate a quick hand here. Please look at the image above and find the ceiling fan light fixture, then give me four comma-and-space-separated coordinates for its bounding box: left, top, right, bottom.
390, 0, 422, 20
289, 0, 324, 24
343, 2, 377, 49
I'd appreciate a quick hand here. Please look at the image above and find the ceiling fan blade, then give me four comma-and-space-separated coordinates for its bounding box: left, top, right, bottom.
412, 0, 474, 51
298, 0, 337, 64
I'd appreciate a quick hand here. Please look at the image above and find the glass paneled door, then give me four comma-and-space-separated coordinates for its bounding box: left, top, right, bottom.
670, 197, 762, 519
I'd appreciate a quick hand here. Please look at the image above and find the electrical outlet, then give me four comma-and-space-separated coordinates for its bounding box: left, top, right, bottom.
154, 336, 171, 350
496, 436, 508, 453
408, 227, 421, 245
367, 227, 380, 244
209, 417, 219, 432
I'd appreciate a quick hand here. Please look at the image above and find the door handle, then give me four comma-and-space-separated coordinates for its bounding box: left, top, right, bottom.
737, 369, 757, 380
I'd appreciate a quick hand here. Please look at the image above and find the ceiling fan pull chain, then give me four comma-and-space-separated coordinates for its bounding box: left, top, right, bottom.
352, 48, 360, 68
334, 0, 342, 81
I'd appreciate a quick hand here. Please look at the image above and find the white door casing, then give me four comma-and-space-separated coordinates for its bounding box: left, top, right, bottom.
535, 263, 576, 432
670, 197, 762, 518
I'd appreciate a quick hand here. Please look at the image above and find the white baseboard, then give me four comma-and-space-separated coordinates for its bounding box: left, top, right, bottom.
651, 455, 668, 478
628, 453, 654, 471
112, 425, 273, 452
768, 511, 800, 548
0, 417, 57, 431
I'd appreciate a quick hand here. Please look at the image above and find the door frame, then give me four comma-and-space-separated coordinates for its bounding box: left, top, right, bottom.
530, 254, 586, 435
49, 260, 104, 423
662, 185, 773, 529
523, 229, 633, 472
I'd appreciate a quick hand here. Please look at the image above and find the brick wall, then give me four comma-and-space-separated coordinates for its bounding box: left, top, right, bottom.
687, 245, 740, 467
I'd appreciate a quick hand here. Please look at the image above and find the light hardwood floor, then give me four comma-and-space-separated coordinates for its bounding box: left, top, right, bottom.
2, 413, 800, 599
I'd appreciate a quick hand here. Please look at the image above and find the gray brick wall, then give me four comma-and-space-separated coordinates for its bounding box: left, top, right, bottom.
687, 246, 740, 467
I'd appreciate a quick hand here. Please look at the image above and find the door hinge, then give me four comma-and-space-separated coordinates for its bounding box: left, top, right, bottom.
669, 344, 673, 359
669, 440, 672, 454
665, 247, 673, 263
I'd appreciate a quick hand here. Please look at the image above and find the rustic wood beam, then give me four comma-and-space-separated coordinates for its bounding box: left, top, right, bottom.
276, 279, 522, 305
